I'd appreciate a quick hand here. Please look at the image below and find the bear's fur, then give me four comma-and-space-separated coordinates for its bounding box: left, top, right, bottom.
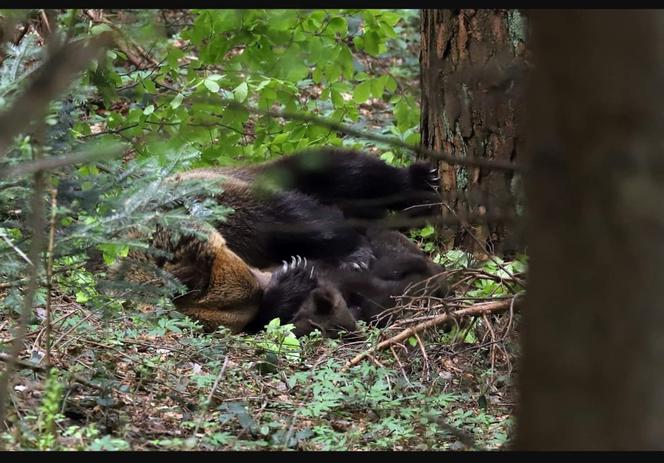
110, 224, 270, 333
112, 148, 442, 336
249, 230, 447, 336
217, 148, 440, 220
244, 257, 359, 338
168, 173, 373, 269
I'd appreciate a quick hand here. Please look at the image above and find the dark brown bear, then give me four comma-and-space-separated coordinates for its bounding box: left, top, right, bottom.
112, 149, 440, 335
248, 230, 447, 336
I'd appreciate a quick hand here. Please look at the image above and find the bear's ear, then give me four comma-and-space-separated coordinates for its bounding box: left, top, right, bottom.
312, 288, 334, 313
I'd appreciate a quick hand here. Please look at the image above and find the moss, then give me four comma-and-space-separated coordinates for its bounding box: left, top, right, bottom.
453, 124, 470, 190
507, 10, 526, 52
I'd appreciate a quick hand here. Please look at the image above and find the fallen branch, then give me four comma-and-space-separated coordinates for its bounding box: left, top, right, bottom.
0, 352, 102, 392
342, 297, 522, 371
192, 355, 229, 438
0, 353, 48, 373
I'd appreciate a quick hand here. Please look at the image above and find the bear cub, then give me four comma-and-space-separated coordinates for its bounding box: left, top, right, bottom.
247, 229, 448, 337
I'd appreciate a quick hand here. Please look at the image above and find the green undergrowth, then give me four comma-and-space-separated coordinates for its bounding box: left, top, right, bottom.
1, 323, 515, 451
1, 249, 523, 450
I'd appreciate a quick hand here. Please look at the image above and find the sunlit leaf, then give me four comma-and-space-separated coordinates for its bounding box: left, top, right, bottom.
233, 82, 249, 102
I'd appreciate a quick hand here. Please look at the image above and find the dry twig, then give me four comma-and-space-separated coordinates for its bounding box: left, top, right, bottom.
44, 188, 57, 365
192, 355, 229, 437
0, 143, 122, 179
342, 298, 521, 371
83, 10, 157, 69
0, 352, 102, 392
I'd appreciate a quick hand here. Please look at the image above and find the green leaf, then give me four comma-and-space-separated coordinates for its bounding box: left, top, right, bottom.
353, 80, 372, 103
420, 224, 436, 238
233, 82, 249, 102
170, 93, 184, 109
255, 79, 272, 91
363, 31, 381, 56
270, 10, 297, 31
142, 78, 156, 94
331, 89, 344, 107
312, 67, 323, 84
327, 17, 347, 35
90, 24, 113, 35
259, 87, 277, 104
143, 104, 155, 116
326, 65, 341, 83
463, 329, 478, 344
378, 19, 399, 39
379, 11, 403, 27
286, 64, 308, 83
380, 151, 395, 164
370, 77, 385, 99
272, 133, 290, 145
408, 336, 418, 347
75, 291, 90, 303
97, 243, 130, 265
405, 131, 420, 145
338, 45, 354, 80
282, 335, 300, 349
395, 98, 414, 132
204, 79, 220, 93
384, 75, 397, 93
71, 122, 91, 137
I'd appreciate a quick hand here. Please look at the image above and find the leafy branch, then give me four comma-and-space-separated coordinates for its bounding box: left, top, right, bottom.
222, 99, 523, 172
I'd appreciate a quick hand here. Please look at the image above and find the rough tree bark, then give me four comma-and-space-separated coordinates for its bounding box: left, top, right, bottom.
517, 10, 664, 449
420, 9, 526, 256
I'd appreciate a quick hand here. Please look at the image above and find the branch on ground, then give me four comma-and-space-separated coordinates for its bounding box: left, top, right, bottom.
343, 297, 522, 371
0, 353, 103, 392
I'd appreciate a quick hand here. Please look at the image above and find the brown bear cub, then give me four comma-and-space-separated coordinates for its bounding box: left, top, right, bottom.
247, 229, 448, 337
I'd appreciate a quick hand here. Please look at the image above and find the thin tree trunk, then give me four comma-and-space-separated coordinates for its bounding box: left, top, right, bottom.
420, 9, 526, 257
517, 10, 664, 449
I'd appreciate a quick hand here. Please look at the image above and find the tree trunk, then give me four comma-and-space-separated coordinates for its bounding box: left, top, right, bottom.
517, 10, 664, 449
420, 9, 526, 257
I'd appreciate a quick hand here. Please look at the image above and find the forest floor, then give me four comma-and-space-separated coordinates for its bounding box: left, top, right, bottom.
1, 264, 521, 450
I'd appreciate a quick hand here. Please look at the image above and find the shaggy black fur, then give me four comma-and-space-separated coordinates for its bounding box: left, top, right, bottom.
248, 230, 448, 336
220, 148, 441, 220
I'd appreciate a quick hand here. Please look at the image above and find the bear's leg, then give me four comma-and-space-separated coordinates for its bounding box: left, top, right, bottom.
170, 229, 266, 333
